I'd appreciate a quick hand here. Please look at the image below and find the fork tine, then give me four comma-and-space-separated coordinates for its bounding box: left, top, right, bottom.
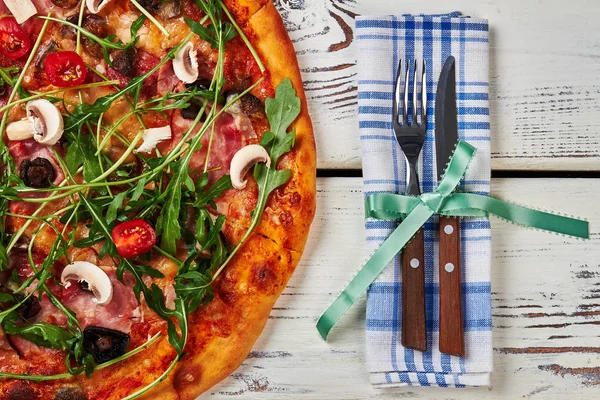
412, 60, 418, 126
393, 58, 403, 125
403, 59, 409, 125
421, 60, 427, 126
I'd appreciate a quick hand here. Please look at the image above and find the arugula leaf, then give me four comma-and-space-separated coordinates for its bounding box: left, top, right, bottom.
194, 209, 225, 250
251, 78, 299, 216
253, 166, 292, 206
127, 15, 146, 49
0, 66, 19, 95
263, 78, 300, 164
144, 284, 187, 354
174, 271, 213, 313
78, 195, 117, 258
106, 191, 127, 225
73, 234, 105, 248
131, 177, 147, 201
221, 23, 237, 44
0, 292, 12, 303
3, 316, 75, 352
193, 174, 232, 209
184, 18, 218, 48
65, 133, 102, 181
156, 161, 189, 254
131, 264, 164, 279
184, 6, 237, 50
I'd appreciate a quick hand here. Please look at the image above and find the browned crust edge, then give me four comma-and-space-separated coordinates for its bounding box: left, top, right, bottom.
167, 1, 317, 399
0, 1, 315, 399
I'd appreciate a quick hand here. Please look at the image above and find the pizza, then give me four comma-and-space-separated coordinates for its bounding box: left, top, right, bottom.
0, 0, 316, 399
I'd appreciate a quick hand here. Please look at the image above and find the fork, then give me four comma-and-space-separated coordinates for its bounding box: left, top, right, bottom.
393, 59, 427, 352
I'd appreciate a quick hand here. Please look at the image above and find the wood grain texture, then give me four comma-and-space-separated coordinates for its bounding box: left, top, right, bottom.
401, 229, 427, 352
277, 0, 600, 170
207, 177, 599, 399
438, 215, 465, 356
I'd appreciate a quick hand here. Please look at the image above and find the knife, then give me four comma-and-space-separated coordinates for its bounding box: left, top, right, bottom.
435, 56, 465, 356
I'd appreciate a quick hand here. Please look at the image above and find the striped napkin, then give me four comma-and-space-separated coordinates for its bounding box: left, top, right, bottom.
356, 13, 493, 387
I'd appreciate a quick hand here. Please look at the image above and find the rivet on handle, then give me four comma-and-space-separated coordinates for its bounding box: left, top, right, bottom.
444, 224, 454, 235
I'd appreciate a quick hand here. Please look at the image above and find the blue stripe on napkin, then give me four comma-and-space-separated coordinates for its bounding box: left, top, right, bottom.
357, 12, 492, 388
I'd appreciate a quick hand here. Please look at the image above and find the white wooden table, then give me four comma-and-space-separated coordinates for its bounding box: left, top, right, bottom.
206, 1, 600, 398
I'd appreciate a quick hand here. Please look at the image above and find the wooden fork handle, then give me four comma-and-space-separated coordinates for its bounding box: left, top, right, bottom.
438, 216, 465, 356
401, 228, 427, 352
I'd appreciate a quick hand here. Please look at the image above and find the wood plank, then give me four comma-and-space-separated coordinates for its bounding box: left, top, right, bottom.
280, 0, 600, 170
207, 177, 599, 398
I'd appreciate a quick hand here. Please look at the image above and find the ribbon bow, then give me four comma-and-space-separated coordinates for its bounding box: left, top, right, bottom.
317, 140, 589, 340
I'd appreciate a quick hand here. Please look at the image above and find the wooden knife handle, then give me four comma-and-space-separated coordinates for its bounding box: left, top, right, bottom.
401, 228, 427, 352
438, 216, 465, 356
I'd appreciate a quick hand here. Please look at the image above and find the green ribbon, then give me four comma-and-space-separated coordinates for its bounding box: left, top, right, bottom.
317, 140, 589, 340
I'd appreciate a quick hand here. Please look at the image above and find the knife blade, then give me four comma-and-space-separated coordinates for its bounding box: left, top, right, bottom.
435, 56, 465, 356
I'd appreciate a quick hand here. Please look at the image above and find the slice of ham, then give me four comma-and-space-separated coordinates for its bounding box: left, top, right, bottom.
8, 251, 45, 280
106, 50, 161, 96
105, 66, 130, 90
157, 60, 185, 96
8, 334, 63, 359
135, 51, 160, 97
0, 326, 20, 363
8, 139, 65, 185
55, 273, 139, 333
7, 139, 66, 217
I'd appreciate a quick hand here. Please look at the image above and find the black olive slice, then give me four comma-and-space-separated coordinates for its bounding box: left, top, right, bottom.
13, 293, 42, 320
137, 0, 161, 12
20, 158, 56, 188
111, 48, 137, 77
83, 326, 130, 363
81, 15, 107, 58
181, 102, 207, 121
60, 15, 78, 41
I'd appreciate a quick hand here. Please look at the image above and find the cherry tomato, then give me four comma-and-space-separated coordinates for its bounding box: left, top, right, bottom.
43, 51, 87, 88
111, 219, 157, 259
0, 18, 32, 59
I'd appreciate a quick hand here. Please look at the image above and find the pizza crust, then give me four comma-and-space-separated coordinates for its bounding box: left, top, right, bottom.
0, 1, 315, 399
167, 1, 316, 398
223, 0, 318, 253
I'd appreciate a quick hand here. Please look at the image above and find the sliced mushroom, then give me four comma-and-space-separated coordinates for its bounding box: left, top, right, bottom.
86, 0, 112, 13
136, 126, 172, 154
6, 99, 64, 145
3, 0, 37, 24
60, 261, 113, 306
173, 42, 199, 84
230, 144, 271, 190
